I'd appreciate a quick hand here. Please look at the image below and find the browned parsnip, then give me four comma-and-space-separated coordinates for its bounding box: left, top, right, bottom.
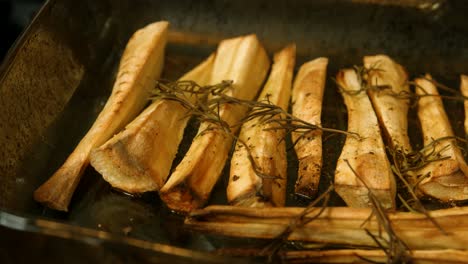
334, 69, 396, 209
90, 54, 214, 193
160, 34, 270, 213
283, 249, 468, 264
227, 44, 295, 207
414, 75, 468, 202
34, 21, 169, 211
291, 57, 328, 198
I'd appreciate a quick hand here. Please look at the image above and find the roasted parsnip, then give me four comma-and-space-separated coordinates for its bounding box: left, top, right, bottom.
160, 35, 270, 213
186, 205, 468, 250
414, 75, 468, 201
216, 247, 468, 263
364, 55, 412, 153
283, 249, 468, 264
227, 44, 295, 207
89, 54, 215, 193
460, 75, 468, 135
291, 58, 328, 199
335, 69, 396, 208
34, 21, 169, 211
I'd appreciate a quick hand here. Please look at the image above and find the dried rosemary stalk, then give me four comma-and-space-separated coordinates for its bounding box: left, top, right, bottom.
89, 54, 215, 193
34, 21, 169, 211
335, 68, 396, 209
227, 44, 296, 207
291, 57, 328, 199
413, 75, 468, 201
159, 34, 270, 213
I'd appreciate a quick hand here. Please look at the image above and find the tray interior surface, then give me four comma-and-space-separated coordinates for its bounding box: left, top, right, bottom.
1, 0, 468, 257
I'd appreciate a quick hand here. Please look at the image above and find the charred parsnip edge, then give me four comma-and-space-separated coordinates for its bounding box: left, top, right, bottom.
227, 44, 295, 207
89, 54, 215, 193
335, 69, 396, 208
414, 75, 468, 201
364, 55, 412, 153
34, 21, 169, 211
186, 205, 468, 250
291, 57, 328, 199
159, 34, 270, 213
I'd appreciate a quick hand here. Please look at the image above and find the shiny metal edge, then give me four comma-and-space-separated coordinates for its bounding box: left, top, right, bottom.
0, 209, 234, 262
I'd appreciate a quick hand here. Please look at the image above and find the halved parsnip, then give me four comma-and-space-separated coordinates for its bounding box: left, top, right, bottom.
291, 57, 328, 199
227, 44, 295, 207
283, 249, 468, 264
159, 35, 270, 213
34, 21, 169, 211
414, 75, 468, 201
186, 205, 468, 250
364, 55, 412, 153
215, 247, 468, 263
89, 54, 215, 193
335, 69, 396, 209
460, 75, 468, 135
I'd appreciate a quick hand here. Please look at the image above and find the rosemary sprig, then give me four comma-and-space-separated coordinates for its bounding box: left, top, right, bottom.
409, 80, 467, 103
391, 137, 456, 174
153, 80, 359, 139
152, 80, 234, 134
387, 136, 468, 234
240, 98, 361, 146
151, 79, 358, 183
336, 64, 468, 105
386, 137, 468, 235
260, 184, 334, 262
344, 159, 412, 264
388, 143, 447, 235
419, 75, 468, 101
334, 64, 392, 97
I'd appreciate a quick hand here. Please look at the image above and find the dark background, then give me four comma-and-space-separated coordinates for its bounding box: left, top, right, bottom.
0, 0, 45, 61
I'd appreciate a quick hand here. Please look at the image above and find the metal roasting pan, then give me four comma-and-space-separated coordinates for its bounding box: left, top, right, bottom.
1, 0, 468, 262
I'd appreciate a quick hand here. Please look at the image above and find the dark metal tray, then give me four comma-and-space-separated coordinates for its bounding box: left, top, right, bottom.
1, 0, 468, 262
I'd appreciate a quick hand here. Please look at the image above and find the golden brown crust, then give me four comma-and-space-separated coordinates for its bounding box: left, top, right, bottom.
460, 75, 468, 135
292, 57, 328, 198
414, 75, 468, 201
160, 35, 271, 213
227, 44, 295, 208
364, 54, 411, 153
335, 69, 396, 209
89, 54, 215, 194
34, 21, 169, 211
